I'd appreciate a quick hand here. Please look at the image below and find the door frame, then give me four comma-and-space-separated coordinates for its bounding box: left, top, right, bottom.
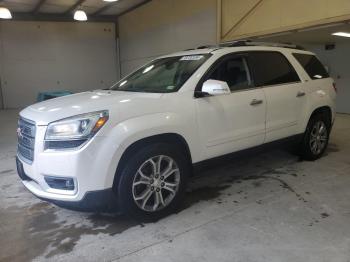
194, 51, 256, 95
193, 51, 267, 160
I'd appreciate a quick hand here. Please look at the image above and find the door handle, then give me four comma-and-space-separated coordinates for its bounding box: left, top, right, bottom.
296, 91, 306, 97
250, 99, 263, 106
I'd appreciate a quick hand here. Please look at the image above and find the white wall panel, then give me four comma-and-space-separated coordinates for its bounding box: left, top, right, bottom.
119, 0, 217, 76
0, 21, 119, 109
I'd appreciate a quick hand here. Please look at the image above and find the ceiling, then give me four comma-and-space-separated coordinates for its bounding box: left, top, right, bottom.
255, 23, 350, 45
0, 0, 151, 21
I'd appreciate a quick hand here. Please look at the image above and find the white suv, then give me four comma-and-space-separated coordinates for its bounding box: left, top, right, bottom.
16, 41, 336, 219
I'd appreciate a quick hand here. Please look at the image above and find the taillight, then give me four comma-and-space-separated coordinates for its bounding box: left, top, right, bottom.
333, 82, 337, 93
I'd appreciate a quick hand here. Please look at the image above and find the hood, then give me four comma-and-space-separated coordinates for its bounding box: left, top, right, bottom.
20, 90, 163, 125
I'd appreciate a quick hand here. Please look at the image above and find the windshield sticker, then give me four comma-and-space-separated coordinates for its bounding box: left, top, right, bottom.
180, 55, 204, 61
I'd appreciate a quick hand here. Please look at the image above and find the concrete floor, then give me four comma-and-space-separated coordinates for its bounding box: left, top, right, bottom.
1, 109, 350, 262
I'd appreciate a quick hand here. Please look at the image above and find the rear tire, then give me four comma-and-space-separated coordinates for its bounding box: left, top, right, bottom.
300, 113, 330, 161
116, 143, 189, 221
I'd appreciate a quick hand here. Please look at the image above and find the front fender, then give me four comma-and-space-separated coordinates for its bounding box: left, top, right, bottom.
102, 112, 199, 187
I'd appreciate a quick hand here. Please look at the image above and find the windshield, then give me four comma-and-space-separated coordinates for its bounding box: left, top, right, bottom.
111, 54, 211, 93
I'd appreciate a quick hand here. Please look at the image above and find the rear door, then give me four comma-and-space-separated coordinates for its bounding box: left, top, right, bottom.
247, 51, 304, 143
292, 52, 336, 124
195, 54, 266, 160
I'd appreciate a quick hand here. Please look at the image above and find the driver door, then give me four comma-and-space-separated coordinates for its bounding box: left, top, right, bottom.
195, 54, 266, 160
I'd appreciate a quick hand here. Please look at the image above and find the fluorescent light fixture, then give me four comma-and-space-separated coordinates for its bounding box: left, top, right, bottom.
74, 10, 87, 21
119, 80, 127, 87
332, 32, 350, 38
142, 65, 154, 74
0, 7, 12, 19
104, 0, 119, 2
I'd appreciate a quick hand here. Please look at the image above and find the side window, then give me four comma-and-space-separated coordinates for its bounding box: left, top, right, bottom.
248, 51, 300, 87
293, 53, 329, 80
207, 57, 251, 91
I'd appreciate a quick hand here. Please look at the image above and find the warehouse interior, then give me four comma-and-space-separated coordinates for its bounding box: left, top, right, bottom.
259, 23, 350, 114
1, 0, 350, 261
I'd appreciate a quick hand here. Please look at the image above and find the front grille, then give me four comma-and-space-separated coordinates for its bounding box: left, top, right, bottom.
16, 157, 32, 181
17, 117, 36, 164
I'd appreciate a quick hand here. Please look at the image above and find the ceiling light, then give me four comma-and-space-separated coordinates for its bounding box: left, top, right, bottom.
103, 0, 119, 2
0, 7, 12, 19
142, 65, 154, 74
74, 10, 87, 21
332, 32, 350, 38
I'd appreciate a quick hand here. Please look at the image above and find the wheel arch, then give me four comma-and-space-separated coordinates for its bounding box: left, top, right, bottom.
309, 106, 332, 127
112, 133, 193, 189
299, 105, 332, 161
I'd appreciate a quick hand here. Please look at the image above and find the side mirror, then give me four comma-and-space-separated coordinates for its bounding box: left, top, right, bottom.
201, 80, 231, 96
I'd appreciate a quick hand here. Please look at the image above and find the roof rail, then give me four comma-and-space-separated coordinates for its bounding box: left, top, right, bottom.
196, 45, 217, 49
183, 45, 216, 51
219, 40, 305, 50
183, 40, 305, 52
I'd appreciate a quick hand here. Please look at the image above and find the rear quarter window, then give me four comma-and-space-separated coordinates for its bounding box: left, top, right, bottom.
248, 51, 300, 87
293, 53, 329, 80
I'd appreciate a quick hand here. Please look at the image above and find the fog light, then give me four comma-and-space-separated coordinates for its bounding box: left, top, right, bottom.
44, 176, 75, 191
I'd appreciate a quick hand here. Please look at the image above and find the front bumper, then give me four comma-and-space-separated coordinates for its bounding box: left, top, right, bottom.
48, 189, 119, 212
15, 120, 124, 211
16, 156, 118, 212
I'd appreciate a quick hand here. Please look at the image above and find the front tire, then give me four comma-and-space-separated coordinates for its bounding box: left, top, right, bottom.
116, 143, 189, 221
300, 114, 330, 161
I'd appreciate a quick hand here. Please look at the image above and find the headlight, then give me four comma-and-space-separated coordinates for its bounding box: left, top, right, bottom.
45, 111, 109, 149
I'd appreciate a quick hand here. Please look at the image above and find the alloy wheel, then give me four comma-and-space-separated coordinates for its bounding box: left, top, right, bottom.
132, 155, 180, 212
309, 121, 328, 155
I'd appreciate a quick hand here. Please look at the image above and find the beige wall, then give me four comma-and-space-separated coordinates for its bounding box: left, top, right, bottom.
220, 0, 350, 42
0, 21, 119, 109
118, 0, 217, 76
